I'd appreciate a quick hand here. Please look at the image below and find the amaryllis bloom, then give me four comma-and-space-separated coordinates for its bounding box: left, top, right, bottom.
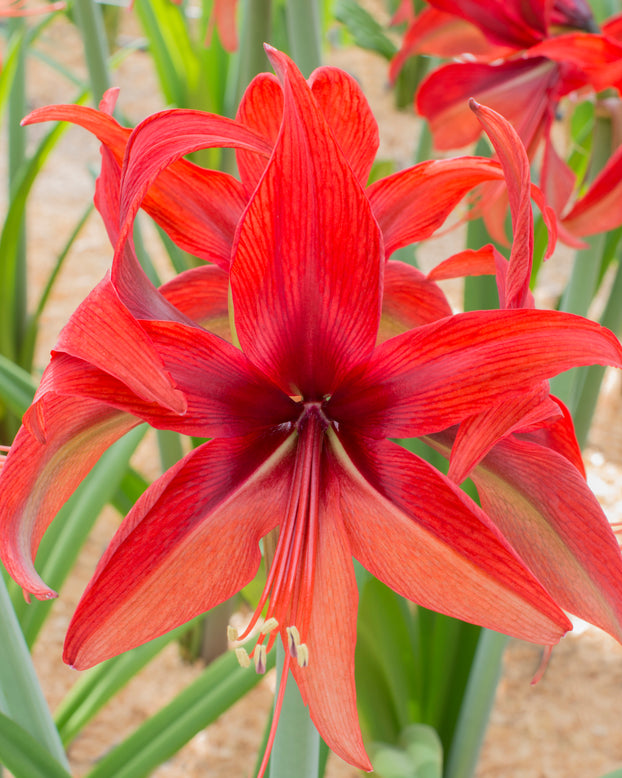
210, 0, 238, 51
0, 0, 64, 15
3, 47, 622, 772
391, 0, 622, 229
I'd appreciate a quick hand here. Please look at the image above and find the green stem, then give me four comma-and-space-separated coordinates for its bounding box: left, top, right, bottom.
286, 0, 322, 76
573, 244, 622, 447
550, 112, 613, 412
72, 0, 110, 102
549, 232, 606, 410
7, 18, 27, 362
228, 0, 273, 113
268, 639, 319, 778
444, 630, 508, 778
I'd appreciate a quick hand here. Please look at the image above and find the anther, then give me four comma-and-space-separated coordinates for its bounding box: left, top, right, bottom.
296, 643, 309, 667
286, 626, 309, 667
235, 647, 251, 668
227, 625, 239, 642
260, 617, 279, 635
254, 644, 268, 674
286, 625, 301, 656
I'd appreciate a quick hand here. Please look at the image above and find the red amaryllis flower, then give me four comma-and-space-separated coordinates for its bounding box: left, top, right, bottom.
0, 0, 64, 15
392, 0, 622, 229
3, 48, 622, 772
418, 103, 622, 645
210, 0, 238, 51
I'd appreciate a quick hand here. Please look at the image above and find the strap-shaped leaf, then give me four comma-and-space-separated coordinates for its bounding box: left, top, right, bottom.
85, 649, 275, 778
0, 354, 35, 418
0, 583, 68, 771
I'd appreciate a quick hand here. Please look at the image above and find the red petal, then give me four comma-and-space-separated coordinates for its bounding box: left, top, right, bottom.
230, 47, 383, 398
561, 142, 622, 237
528, 33, 622, 92
95, 144, 201, 324
390, 8, 512, 82
55, 276, 187, 414
329, 432, 570, 644
416, 57, 559, 152
290, 471, 370, 770
0, 397, 137, 599
428, 245, 498, 280
471, 436, 622, 642
519, 395, 585, 476
117, 110, 272, 268
308, 66, 379, 185
328, 309, 622, 439
64, 431, 296, 668
602, 12, 622, 44
378, 260, 452, 343
138, 319, 298, 435
45, 321, 298, 439
235, 73, 283, 193
212, 0, 238, 52
159, 264, 231, 340
448, 386, 561, 483
368, 156, 505, 257
540, 130, 576, 218
23, 103, 250, 268
236, 67, 380, 193
469, 100, 534, 308
425, 0, 547, 47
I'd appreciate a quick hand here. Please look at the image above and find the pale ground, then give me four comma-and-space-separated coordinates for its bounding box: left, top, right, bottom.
3, 8, 622, 778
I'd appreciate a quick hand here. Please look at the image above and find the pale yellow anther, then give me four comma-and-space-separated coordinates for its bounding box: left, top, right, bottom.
286, 625, 301, 655
235, 647, 251, 668
254, 644, 267, 674
296, 643, 309, 668
260, 617, 279, 635
227, 625, 239, 642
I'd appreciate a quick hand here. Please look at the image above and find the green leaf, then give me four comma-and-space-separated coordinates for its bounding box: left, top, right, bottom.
356, 578, 420, 734
55, 617, 201, 745
444, 630, 507, 778
110, 466, 149, 516
134, 0, 196, 107
269, 639, 320, 778
0, 354, 36, 418
334, 0, 397, 60
0, 28, 25, 122
370, 724, 443, 778
20, 202, 94, 370
0, 578, 69, 769
416, 609, 480, 750
85, 648, 275, 778
0, 93, 87, 363
0, 712, 71, 778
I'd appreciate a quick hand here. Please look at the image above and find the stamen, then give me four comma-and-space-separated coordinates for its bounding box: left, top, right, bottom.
235, 647, 251, 668
254, 644, 268, 674
230, 405, 323, 685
